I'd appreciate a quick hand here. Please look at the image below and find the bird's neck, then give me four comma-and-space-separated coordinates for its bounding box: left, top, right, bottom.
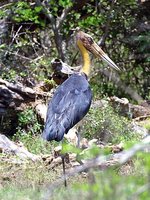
77, 40, 90, 76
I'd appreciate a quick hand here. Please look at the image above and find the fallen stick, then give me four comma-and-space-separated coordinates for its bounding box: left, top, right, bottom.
42, 135, 150, 200
0, 134, 40, 161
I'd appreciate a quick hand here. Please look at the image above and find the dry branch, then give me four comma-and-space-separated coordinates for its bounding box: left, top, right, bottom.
42, 135, 150, 199
0, 77, 51, 116
94, 69, 143, 103
0, 78, 49, 98
0, 134, 40, 161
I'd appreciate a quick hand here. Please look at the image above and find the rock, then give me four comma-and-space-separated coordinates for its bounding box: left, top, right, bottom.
131, 122, 149, 138
35, 103, 47, 122
88, 139, 98, 147
110, 142, 124, 153
54, 146, 62, 158
110, 96, 150, 119
80, 138, 89, 149
64, 127, 78, 146
91, 99, 108, 109
110, 96, 130, 117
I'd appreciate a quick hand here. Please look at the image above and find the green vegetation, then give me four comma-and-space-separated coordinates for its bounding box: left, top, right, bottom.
0, 151, 150, 200
12, 105, 140, 156
51, 164, 150, 200
13, 108, 55, 154
0, 0, 149, 99
0, 0, 150, 199
0, 103, 145, 200
141, 118, 150, 132
16, 108, 42, 136
82, 105, 139, 143
12, 2, 44, 26
0, 159, 64, 200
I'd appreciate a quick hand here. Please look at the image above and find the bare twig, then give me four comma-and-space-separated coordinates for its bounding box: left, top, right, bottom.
128, 183, 150, 200
35, 0, 74, 61
56, 7, 72, 30
98, 0, 116, 47
42, 135, 150, 199
35, 0, 56, 30
11, 25, 23, 45
0, 3, 12, 9
4, 25, 23, 57
92, 68, 143, 103
4, 51, 32, 61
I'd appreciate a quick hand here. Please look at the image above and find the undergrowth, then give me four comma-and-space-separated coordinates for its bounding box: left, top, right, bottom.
1, 104, 148, 200
1, 151, 150, 200
82, 104, 139, 143
13, 108, 55, 154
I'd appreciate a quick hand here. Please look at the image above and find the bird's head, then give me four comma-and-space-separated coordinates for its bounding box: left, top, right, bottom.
76, 30, 120, 71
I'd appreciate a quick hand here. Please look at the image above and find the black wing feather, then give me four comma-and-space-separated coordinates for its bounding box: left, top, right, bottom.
42, 74, 92, 141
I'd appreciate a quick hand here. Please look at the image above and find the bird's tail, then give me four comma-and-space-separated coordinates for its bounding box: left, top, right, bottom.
42, 122, 65, 142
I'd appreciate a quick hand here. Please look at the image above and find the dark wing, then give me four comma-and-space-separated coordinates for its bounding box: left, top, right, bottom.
42, 74, 92, 142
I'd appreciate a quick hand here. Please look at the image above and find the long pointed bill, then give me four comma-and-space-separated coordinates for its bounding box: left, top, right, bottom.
90, 42, 120, 71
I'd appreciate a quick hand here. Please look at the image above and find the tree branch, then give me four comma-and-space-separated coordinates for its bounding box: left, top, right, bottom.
56, 6, 72, 30
98, 0, 116, 47
42, 135, 150, 199
92, 68, 143, 103
35, 0, 56, 30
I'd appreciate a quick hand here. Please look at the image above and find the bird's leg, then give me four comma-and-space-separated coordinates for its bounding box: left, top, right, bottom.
61, 154, 67, 187
61, 140, 67, 187
77, 126, 81, 148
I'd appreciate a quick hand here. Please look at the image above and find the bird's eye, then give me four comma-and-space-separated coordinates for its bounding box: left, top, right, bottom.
88, 37, 93, 44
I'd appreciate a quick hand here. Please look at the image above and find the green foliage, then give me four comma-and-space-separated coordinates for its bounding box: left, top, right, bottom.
59, 0, 73, 7
82, 105, 138, 143
12, 1, 44, 26
16, 108, 37, 129
133, 33, 150, 54
143, 119, 150, 131
29, 57, 53, 81
14, 132, 53, 154
0, 44, 6, 49
62, 142, 81, 155
1, 1, 150, 199
1, 69, 17, 82
2, 150, 150, 200
50, 151, 150, 200
91, 78, 119, 100
77, 145, 107, 161
13, 108, 50, 154
78, 12, 101, 28
0, 10, 6, 19
0, 0, 148, 99
0, 187, 40, 200
0, 2, 12, 20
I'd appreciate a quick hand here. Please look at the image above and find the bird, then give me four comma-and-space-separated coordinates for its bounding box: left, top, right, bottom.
42, 30, 119, 186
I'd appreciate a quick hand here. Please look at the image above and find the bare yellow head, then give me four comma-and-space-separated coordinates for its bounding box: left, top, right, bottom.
76, 30, 120, 76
